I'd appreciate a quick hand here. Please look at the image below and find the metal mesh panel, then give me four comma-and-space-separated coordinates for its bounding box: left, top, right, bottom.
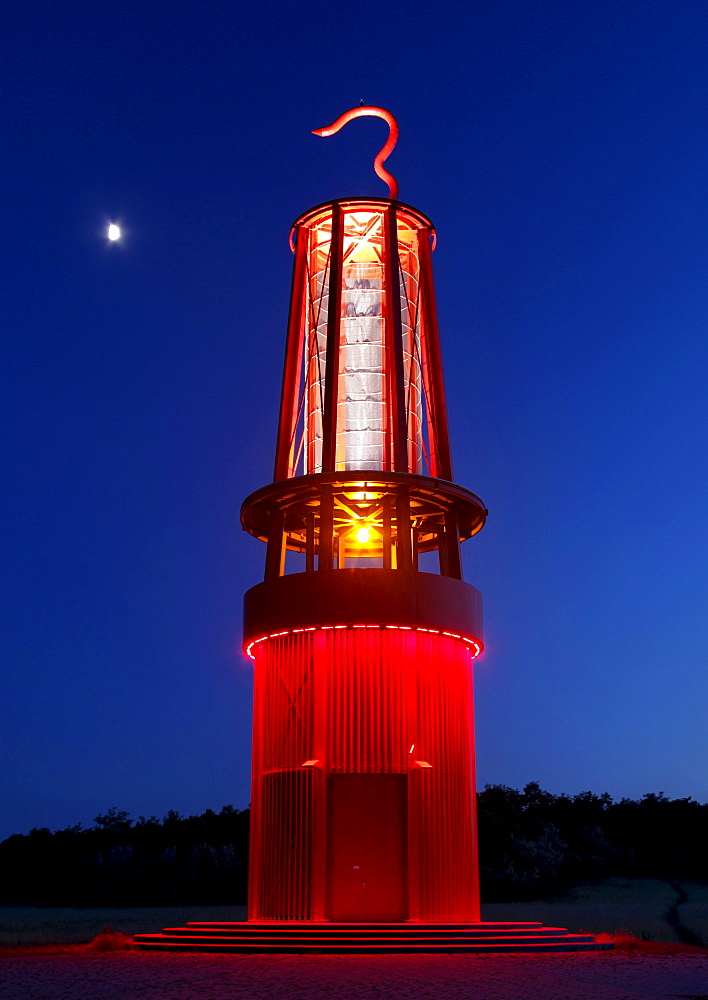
249, 627, 479, 921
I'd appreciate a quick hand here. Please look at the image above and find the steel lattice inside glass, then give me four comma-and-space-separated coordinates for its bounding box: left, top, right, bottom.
305, 209, 422, 474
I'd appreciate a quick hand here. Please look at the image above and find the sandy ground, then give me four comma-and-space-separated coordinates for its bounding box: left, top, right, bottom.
1, 951, 707, 1000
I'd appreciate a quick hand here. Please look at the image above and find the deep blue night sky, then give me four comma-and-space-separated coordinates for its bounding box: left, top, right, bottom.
2, 0, 707, 839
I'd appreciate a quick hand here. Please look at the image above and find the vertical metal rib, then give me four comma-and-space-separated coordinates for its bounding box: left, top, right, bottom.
274, 227, 308, 480
321, 207, 343, 473
384, 206, 409, 472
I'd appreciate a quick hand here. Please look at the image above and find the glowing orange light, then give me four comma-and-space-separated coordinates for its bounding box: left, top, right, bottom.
355, 526, 372, 544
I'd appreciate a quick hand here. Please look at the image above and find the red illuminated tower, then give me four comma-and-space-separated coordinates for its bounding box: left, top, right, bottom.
241, 107, 486, 923
135, 109, 609, 952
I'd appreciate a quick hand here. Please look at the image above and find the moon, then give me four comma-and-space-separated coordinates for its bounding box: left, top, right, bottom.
107, 223, 121, 241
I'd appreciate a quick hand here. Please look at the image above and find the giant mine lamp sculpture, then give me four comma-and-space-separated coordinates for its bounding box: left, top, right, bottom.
241, 106, 486, 922
135, 109, 609, 951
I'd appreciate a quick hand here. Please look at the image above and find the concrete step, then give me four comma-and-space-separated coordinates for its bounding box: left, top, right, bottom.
161, 925, 566, 938
137, 933, 597, 945
185, 921, 546, 932
135, 940, 610, 954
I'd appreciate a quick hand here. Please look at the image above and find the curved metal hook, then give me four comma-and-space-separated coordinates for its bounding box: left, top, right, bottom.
312, 106, 399, 200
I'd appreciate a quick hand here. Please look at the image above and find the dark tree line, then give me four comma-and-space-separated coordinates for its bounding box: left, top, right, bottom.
477, 783, 708, 900
1, 785, 706, 905
0, 805, 249, 905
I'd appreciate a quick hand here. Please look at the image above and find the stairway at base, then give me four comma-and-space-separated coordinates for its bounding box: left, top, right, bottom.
134, 921, 612, 953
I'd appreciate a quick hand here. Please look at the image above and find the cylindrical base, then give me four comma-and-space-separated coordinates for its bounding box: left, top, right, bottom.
245, 572, 482, 923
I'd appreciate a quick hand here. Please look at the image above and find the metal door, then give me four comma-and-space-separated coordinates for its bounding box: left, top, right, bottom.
326, 773, 407, 921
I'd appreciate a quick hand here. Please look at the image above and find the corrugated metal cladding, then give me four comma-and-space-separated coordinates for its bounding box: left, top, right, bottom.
248, 628, 480, 922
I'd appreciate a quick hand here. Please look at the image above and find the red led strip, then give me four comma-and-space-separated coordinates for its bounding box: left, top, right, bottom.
245, 624, 482, 660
